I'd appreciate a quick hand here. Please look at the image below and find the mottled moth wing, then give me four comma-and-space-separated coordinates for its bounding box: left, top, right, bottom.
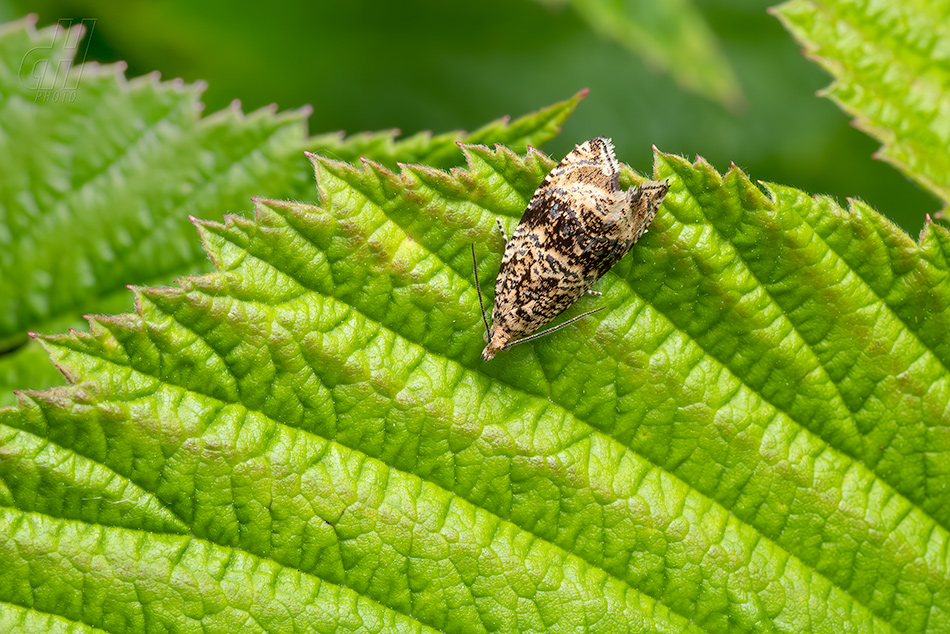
482, 137, 668, 360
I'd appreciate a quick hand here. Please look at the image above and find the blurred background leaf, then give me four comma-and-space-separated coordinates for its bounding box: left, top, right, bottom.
2, 0, 937, 237
529, 0, 744, 109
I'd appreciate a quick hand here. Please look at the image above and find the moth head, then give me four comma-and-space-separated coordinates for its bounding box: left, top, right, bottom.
481, 327, 512, 362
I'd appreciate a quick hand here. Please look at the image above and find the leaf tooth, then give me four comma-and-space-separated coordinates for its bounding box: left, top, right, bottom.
255, 197, 337, 241
192, 217, 253, 274
392, 127, 436, 147
123, 66, 207, 101
455, 142, 554, 215
306, 151, 375, 208
722, 162, 773, 212
304, 151, 333, 205
307, 129, 346, 147
455, 141, 496, 171
312, 151, 425, 221
652, 148, 703, 182
396, 161, 446, 184
524, 143, 554, 164
458, 140, 528, 172
200, 100, 311, 133
14, 385, 95, 417
396, 161, 472, 203
359, 155, 412, 195
327, 127, 401, 147
401, 160, 484, 212
654, 151, 727, 219
190, 215, 231, 271
306, 151, 366, 178
846, 197, 919, 250
32, 332, 94, 386
919, 216, 950, 252
3, 12, 38, 35
135, 284, 190, 309
691, 154, 726, 182
756, 180, 781, 206
34, 313, 141, 384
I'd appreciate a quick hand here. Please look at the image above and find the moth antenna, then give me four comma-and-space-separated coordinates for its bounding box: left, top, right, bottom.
495, 219, 508, 246
471, 244, 492, 337
503, 307, 605, 350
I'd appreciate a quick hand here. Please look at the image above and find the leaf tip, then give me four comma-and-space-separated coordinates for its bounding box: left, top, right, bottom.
125, 285, 144, 302
360, 156, 396, 178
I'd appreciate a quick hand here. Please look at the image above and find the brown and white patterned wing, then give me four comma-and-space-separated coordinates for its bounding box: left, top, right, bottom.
481, 137, 668, 360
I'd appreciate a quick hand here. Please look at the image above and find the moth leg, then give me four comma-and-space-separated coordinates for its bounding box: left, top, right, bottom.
495, 219, 508, 246
586, 290, 602, 296
504, 307, 606, 350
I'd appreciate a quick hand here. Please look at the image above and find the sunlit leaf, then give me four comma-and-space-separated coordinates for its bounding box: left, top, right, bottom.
2, 139, 947, 633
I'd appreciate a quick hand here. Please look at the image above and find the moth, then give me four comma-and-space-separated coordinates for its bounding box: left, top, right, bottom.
474, 137, 669, 361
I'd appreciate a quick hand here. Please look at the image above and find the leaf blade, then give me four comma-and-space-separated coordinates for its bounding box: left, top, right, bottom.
4, 142, 947, 632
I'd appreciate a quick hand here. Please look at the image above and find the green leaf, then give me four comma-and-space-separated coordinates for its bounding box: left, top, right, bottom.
530, 0, 743, 109
2, 140, 948, 633
773, 0, 950, 210
0, 16, 582, 407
